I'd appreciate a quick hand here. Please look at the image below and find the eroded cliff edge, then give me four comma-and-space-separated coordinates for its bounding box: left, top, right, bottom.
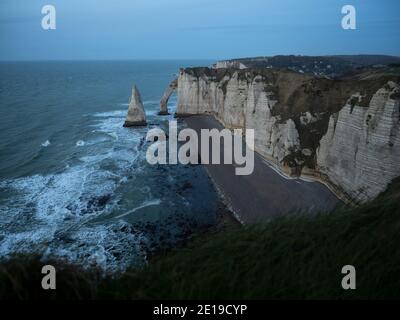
175, 67, 400, 203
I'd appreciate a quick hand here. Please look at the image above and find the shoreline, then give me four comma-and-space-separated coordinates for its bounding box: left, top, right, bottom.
147, 199, 240, 263
180, 112, 353, 207
255, 152, 355, 206
182, 114, 341, 224
202, 164, 244, 225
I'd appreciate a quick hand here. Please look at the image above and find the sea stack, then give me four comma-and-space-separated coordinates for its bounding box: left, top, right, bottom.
123, 85, 147, 127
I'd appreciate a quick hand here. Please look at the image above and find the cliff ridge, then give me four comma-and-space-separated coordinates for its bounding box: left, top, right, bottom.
174, 67, 400, 203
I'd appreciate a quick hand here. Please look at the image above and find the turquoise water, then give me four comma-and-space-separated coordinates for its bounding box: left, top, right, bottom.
0, 61, 218, 272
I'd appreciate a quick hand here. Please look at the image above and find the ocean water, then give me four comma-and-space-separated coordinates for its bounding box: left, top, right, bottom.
0, 61, 218, 273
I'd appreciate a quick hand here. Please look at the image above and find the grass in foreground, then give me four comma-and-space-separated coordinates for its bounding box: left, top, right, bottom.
1, 181, 400, 300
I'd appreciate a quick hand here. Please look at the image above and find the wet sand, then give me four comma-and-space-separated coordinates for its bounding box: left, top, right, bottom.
184, 115, 341, 224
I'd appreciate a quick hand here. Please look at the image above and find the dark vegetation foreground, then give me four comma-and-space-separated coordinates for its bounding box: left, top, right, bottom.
1, 179, 400, 300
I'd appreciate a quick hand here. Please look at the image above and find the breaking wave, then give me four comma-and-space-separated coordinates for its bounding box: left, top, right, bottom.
0, 108, 157, 272
41, 140, 51, 147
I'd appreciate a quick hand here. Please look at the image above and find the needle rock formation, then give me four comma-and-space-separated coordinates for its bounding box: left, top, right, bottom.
123, 85, 147, 127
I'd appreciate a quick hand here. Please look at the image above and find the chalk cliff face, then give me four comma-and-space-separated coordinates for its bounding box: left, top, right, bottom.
175, 67, 400, 202
317, 82, 400, 202
213, 60, 247, 69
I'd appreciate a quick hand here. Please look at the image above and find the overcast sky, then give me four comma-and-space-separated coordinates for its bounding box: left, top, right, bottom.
0, 0, 399, 60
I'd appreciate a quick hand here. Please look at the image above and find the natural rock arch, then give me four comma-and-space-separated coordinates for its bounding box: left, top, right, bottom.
159, 78, 178, 115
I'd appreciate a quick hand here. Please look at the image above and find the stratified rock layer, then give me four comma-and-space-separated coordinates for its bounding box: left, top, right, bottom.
123, 85, 147, 127
317, 82, 400, 202
175, 67, 400, 202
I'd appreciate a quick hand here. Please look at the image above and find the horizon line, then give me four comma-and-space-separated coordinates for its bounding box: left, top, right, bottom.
0, 58, 217, 63
1, 53, 400, 63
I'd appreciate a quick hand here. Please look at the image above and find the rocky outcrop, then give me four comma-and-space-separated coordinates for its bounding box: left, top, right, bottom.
159, 78, 178, 115
123, 85, 147, 127
213, 60, 247, 69
174, 67, 400, 202
317, 82, 400, 202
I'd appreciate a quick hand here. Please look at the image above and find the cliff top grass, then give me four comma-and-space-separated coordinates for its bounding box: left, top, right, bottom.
1, 179, 400, 300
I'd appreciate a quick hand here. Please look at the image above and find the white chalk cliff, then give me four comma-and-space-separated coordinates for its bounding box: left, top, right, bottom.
123, 85, 147, 127
174, 67, 400, 202
213, 60, 248, 69
317, 82, 400, 202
